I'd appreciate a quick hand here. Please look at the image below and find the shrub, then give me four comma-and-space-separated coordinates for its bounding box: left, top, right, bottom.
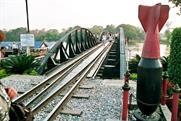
0, 60, 4, 69
23, 69, 38, 75
1, 55, 40, 74
168, 28, 181, 86
0, 69, 8, 79
160, 56, 169, 72
129, 73, 137, 80
129, 54, 141, 73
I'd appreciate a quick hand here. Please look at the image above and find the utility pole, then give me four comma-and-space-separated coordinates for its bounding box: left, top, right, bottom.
25, 0, 31, 55
25, 0, 30, 33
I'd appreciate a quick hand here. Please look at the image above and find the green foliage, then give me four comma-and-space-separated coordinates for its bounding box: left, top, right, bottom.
104, 24, 116, 33
162, 22, 172, 45
5, 27, 27, 41
1, 55, 40, 74
160, 56, 169, 72
0, 69, 8, 79
168, 28, 181, 85
0, 60, 3, 70
23, 69, 38, 75
29, 69, 38, 75
45, 29, 60, 41
4, 28, 61, 42
129, 54, 141, 73
89, 25, 104, 35
32, 29, 47, 41
116, 24, 144, 41
4, 24, 144, 42
165, 30, 172, 44
167, 87, 173, 97
129, 73, 137, 80
31, 29, 61, 41
169, 0, 181, 15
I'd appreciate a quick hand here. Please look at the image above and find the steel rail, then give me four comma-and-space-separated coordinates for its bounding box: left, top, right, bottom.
44, 56, 95, 121
44, 42, 112, 121
25, 44, 104, 108
87, 41, 112, 78
24, 42, 102, 107
31, 42, 111, 115
92, 51, 108, 79
24, 57, 83, 108
13, 43, 103, 103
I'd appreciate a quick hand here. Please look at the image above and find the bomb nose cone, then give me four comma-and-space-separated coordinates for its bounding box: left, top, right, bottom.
138, 3, 169, 59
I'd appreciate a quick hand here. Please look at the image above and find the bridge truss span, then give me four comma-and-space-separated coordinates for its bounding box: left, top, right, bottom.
37, 27, 100, 74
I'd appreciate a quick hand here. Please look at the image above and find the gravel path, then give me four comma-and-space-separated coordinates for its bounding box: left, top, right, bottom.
0, 75, 137, 121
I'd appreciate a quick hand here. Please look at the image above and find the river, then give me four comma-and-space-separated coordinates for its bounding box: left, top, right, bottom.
128, 43, 170, 59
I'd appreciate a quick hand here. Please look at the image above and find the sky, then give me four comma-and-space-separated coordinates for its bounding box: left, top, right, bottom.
0, 0, 181, 32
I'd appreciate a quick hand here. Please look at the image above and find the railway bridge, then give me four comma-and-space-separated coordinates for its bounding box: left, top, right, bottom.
2, 3, 175, 121
37, 27, 122, 79
11, 27, 125, 121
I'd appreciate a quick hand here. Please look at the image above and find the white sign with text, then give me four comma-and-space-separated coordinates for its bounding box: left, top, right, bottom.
20, 34, 35, 47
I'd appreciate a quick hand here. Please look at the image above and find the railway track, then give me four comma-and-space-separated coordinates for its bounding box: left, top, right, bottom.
13, 41, 113, 121
13, 43, 103, 103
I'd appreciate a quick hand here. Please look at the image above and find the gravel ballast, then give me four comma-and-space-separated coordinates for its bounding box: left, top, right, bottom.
0, 75, 45, 95
0, 75, 136, 121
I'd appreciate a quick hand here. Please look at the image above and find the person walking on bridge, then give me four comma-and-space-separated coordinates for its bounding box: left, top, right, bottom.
102, 34, 107, 45
108, 33, 114, 42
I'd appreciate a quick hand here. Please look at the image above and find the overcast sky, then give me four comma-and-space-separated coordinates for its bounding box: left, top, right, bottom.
0, 0, 181, 32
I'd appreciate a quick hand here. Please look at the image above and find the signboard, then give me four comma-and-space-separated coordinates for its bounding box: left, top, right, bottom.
20, 34, 35, 47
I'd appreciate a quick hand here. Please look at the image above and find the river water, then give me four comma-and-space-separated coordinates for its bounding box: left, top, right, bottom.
128, 43, 170, 59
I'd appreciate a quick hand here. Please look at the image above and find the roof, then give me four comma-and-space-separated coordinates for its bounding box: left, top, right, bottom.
0, 41, 56, 49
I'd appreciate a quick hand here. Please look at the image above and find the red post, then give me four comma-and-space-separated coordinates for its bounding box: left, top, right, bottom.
171, 84, 181, 121
161, 72, 168, 105
124, 71, 130, 83
122, 82, 130, 121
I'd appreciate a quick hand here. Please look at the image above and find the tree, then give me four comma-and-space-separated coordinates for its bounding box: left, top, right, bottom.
129, 54, 141, 73
116, 24, 144, 41
89, 25, 104, 35
162, 22, 172, 45
168, 28, 181, 86
31, 29, 46, 41
104, 24, 116, 33
5, 27, 26, 41
45, 29, 60, 41
32, 29, 61, 41
163, 30, 171, 44
169, 0, 181, 15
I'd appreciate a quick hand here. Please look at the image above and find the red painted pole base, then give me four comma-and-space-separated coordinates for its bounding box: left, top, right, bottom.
171, 92, 179, 121
122, 91, 129, 120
